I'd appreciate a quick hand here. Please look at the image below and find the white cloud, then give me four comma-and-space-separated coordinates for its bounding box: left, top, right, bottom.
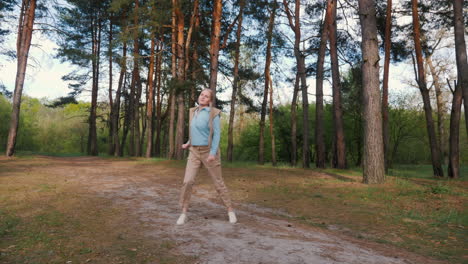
0, 30, 74, 101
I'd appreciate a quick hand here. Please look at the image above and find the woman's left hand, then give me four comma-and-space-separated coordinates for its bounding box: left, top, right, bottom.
206, 154, 216, 162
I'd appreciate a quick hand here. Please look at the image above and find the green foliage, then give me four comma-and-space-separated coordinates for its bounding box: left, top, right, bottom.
0, 95, 90, 154
428, 183, 452, 195
0, 95, 11, 150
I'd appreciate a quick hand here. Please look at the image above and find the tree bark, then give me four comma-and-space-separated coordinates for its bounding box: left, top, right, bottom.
426, 55, 446, 163
128, 0, 141, 157
113, 42, 126, 157
328, 0, 346, 169
168, 7, 177, 159
315, 4, 330, 169
6, 0, 37, 157
108, 20, 114, 155
120, 79, 131, 156
259, 2, 276, 165
382, 0, 392, 173
208, 0, 222, 101
145, 27, 156, 158
453, 0, 468, 136
87, 15, 102, 156
359, 0, 386, 184
411, 0, 443, 177
268, 77, 277, 166
290, 73, 299, 166
448, 80, 462, 178
227, 0, 245, 162
283, 0, 309, 168
155, 42, 163, 157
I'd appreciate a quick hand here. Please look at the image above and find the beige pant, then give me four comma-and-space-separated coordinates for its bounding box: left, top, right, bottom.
179, 146, 232, 210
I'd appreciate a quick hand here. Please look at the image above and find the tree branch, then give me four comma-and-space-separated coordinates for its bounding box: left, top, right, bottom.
220, 14, 240, 49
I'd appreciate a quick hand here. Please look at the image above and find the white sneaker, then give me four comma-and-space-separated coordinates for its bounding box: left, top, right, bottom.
176, 213, 187, 225
228, 211, 237, 224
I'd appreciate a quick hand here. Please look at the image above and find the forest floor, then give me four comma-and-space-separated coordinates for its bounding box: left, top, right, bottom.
0, 156, 466, 264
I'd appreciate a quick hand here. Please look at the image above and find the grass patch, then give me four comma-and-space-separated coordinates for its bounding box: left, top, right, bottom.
0, 158, 195, 264
222, 163, 468, 263
388, 164, 468, 180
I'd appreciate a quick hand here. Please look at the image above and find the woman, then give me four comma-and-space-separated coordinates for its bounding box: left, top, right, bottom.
176, 89, 237, 225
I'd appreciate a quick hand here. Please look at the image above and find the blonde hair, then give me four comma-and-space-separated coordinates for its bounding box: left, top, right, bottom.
201, 88, 214, 107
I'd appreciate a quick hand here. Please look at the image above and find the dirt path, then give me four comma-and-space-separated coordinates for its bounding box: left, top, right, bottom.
13, 156, 445, 264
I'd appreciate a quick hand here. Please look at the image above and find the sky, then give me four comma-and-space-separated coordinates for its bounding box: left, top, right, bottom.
1, 31, 75, 100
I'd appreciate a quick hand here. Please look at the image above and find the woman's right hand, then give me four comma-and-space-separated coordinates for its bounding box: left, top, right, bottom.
181, 143, 190, 149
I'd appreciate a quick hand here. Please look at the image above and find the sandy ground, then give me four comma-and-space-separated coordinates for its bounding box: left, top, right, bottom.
7, 156, 446, 264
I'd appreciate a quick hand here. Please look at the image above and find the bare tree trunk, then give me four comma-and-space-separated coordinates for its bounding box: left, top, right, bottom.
121, 81, 131, 156
155, 42, 163, 157
359, 0, 386, 184
290, 74, 299, 166
259, 2, 277, 165
283, 0, 309, 168
6, 0, 36, 157
134, 69, 142, 157
269, 77, 277, 166
188, 0, 200, 108
145, 29, 156, 158
382, 0, 392, 173
174, 0, 197, 160
88, 16, 102, 156
208, 0, 222, 101
448, 80, 462, 178
113, 42, 126, 157
190, 47, 199, 107
315, 4, 330, 169
227, 0, 245, 162
168, 7, 177, 159
426, 56, 447, 163
411, 0, 443, 177
108, 20, 114, 155
328, 0, 346, 169
453, 0, 468, 136
128, 64, 136, 156
133, 0, 142, 157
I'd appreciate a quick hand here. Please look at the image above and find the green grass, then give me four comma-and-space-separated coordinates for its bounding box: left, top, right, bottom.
225, 161, 468, 263
388, 164, 468, 180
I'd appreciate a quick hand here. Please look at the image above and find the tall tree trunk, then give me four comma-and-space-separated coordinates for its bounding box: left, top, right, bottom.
259, 2, 276, 165
315, 4, 330, 169
6, 0, 36, 157
108, 20, 114, 155
155, 42, 163, 157
227, 0, 245, 162
145, 30, 156, 158
88, 16, 102, 156
120, 82, 131, 156
268, 77, 277, 166
290, 73, 299, 166
128, 63, 136, 156
175, 0, 198, 160
134, 66, 142, 157
113, 42, 126, 157
283, 0, 309, 168
168, 7, 177, 159
328, 0, 346, 169
359, 0, 385, 184
411, 0, 443, 177
208, 0, 222, 101
382, 0, 392, 173
132, 0, 142, 157
426, 55, 446, 163
453, 0, 468, 136
187, 0, 200, 109
448, 80, 462, 178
